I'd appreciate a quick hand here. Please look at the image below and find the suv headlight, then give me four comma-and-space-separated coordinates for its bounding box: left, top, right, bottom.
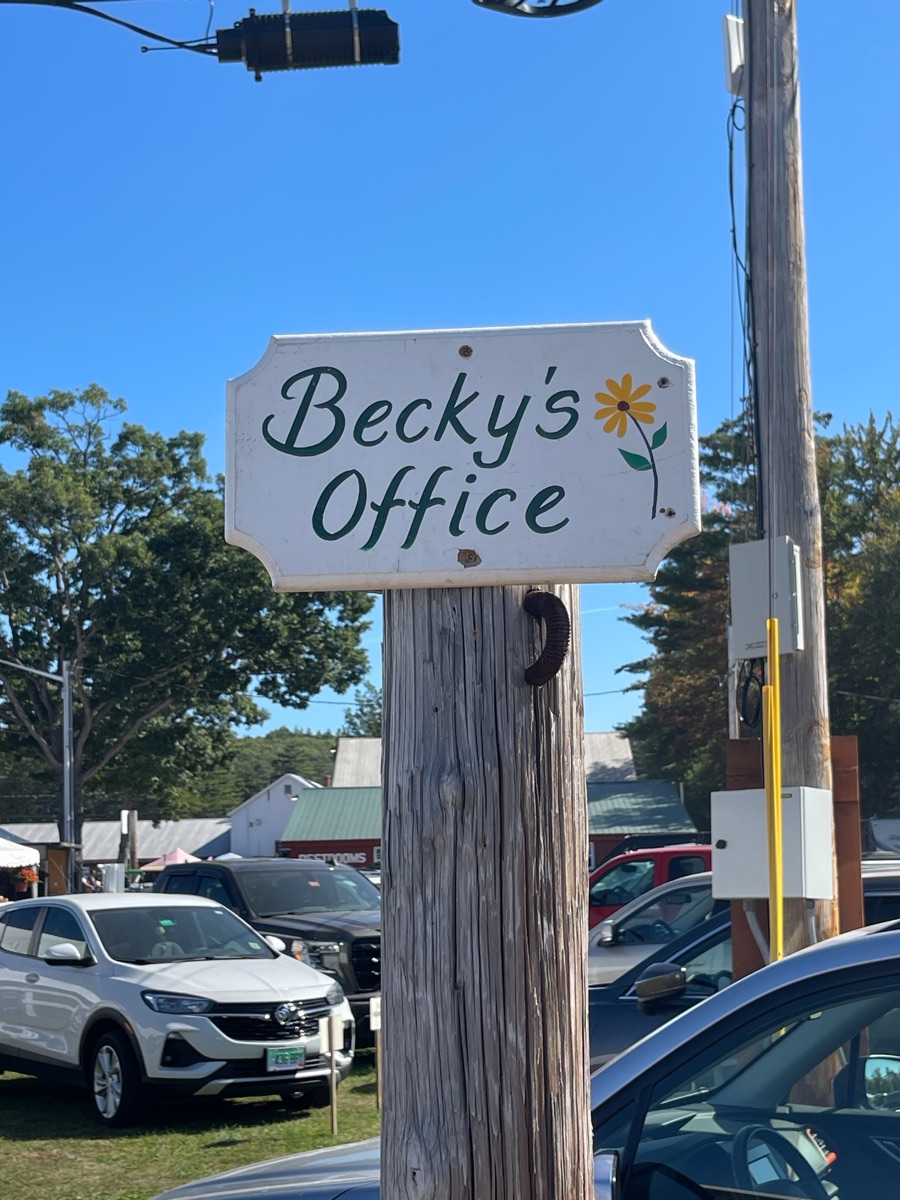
326, 983, 345, 1009
142, 991, 214, 1015
294, 939, 348, 973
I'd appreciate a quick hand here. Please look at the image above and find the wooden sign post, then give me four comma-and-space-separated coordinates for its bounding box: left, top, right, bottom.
226, 321, 700, 1199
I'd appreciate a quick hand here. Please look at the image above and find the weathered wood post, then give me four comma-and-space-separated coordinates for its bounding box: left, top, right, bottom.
382, 583, 588, 1198
745, 0, 839, 951
224, 319, 699, 1200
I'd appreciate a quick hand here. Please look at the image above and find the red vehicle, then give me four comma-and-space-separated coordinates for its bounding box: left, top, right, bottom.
588, 843, 712, 928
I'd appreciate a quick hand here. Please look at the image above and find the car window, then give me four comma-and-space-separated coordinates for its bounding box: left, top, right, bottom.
240, 866, 381, 916
681, 933, 733, 996
196, 876, 233, 907
91, 904, 274, 962
865, 892, 900, 924
667, 855, 706, 881
616, 883, 715, 944
0, 906, 40, 955
37, 907, 89, 958
159, 873, 200, 895
596, 978, 900, 1198
590, 860, 656, 908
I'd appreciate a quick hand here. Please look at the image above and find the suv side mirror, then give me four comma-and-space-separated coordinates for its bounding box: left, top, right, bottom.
598, 920, 617, 946
43, 942, 93, 966
635, 962, 686, 1014
593, 1153, 620, 1200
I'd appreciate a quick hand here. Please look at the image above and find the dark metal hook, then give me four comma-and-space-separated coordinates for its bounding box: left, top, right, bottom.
523, 590, 571, 686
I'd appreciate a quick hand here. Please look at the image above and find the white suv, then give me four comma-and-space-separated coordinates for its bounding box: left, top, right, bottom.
0, 893, 354, 1126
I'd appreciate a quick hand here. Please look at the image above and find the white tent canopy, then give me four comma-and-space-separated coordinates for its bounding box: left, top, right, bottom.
0, 835, 40, 870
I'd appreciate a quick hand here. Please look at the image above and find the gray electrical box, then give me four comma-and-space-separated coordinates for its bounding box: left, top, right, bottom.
728, 537, 803, 661
710, 787, 834, 900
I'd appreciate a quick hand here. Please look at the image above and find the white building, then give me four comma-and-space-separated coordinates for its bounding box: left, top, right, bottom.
330, 732, 636, 789
228, 772, 321, 857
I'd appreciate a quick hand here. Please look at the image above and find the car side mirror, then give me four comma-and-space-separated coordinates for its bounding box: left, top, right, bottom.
43, 942, 92, 966
593, 1153, 620, 1200
598, 920, 617, 946
864, 1054, 900, 1109
635, 962, 686, 1014
265, 934, 287, 954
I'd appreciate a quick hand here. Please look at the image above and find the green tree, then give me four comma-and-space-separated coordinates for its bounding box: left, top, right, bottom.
340, 681, 382, 737
821, 415, 900, 814
226, 726, 338, 794
620, 409, 900, 822
618, 412, 758, 826
0, 386, 374, 844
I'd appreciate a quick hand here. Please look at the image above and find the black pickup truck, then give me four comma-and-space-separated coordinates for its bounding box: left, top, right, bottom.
153, 857, 381, 1040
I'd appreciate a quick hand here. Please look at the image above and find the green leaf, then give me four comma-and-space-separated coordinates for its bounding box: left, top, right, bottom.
619, 449, 652, 471
651, 422, 668, 450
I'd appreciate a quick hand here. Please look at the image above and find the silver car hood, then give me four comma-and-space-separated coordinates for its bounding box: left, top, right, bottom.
152, 1140, 380, 1200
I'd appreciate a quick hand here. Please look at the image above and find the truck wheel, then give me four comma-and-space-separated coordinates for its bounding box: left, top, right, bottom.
90, 1030, 145, 1126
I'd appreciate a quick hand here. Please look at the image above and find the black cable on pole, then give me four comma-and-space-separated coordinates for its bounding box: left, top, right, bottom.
1, 0, 218, 54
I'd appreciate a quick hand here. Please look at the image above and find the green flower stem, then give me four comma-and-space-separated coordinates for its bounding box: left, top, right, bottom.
630, 415, 659, 519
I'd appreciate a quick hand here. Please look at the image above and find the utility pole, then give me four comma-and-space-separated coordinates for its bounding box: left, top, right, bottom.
0, 655, 77, 893
381, 584, 590, 1200
745, 0, 838, 951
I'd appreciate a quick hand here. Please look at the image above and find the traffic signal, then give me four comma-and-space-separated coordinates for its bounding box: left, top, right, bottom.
216, 9, 400, 77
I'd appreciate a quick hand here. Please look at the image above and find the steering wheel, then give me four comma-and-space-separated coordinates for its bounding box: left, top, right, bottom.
730, 1125, 829, 1200
650, 919, 675, 940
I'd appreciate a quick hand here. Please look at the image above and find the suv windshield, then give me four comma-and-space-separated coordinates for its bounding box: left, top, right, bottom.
92, 905, 275, 963
241, 866, 381, 917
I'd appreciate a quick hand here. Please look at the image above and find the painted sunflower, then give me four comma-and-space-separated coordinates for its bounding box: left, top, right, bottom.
594, 374, 656, 437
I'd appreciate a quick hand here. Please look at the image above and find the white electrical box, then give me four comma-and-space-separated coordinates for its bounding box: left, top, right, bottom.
728, 537, 804, 662
723, 14, 746, 98
710, 787, 834, 900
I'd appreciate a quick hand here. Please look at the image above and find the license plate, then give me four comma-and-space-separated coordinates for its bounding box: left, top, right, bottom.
266, 1046, 306, 1072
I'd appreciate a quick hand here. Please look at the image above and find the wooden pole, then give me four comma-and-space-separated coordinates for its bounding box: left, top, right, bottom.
745, 0, 839, 951
381, 583, 590, 1200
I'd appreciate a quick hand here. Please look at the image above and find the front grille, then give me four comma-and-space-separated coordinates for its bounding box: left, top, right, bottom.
351, 938, 381, 992
208, 997, 332, 1042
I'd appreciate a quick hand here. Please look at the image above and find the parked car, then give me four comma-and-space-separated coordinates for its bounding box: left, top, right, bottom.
588, 843, 711, 928
590, 907, 733, 1068
0, 893, 354, 1126
151, 920, 900, 1198
588, 857, 900, 1067
153, 857, 381, 1039
588, 871, 726, 986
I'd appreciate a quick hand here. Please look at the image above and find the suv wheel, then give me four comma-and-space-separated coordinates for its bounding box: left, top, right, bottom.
90, 1030, 144, 1126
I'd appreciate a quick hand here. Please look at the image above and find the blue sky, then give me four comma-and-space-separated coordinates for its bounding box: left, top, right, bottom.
1, 0, 897, 736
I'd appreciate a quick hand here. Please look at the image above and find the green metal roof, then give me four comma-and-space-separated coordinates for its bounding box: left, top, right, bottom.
586, 781, 695, 836
279, 787, 382, 842
279, 781, 693, 843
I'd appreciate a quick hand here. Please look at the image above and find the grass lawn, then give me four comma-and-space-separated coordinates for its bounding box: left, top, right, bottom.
0, 1052, 381, 1200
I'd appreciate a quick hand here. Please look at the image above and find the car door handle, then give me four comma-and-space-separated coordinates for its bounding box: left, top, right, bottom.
25, 973, 39, 983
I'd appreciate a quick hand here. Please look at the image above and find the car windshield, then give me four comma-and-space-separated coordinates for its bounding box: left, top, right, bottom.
241, 866, 381, 917
653, 980, 900, 1111
614, 883, 721, 945
91, 904, 276, 963
594, 969, 900, 1199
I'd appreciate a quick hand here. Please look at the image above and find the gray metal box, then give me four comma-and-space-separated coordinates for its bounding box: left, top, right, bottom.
710, 787, 834, 899
728, 536, 803, 661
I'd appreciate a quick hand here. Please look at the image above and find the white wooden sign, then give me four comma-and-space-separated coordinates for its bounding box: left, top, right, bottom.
226, 322, 700, 590
369, 995, 382, 1032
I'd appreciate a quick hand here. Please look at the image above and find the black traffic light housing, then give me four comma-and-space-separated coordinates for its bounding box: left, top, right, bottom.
217, 9, 400, 77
